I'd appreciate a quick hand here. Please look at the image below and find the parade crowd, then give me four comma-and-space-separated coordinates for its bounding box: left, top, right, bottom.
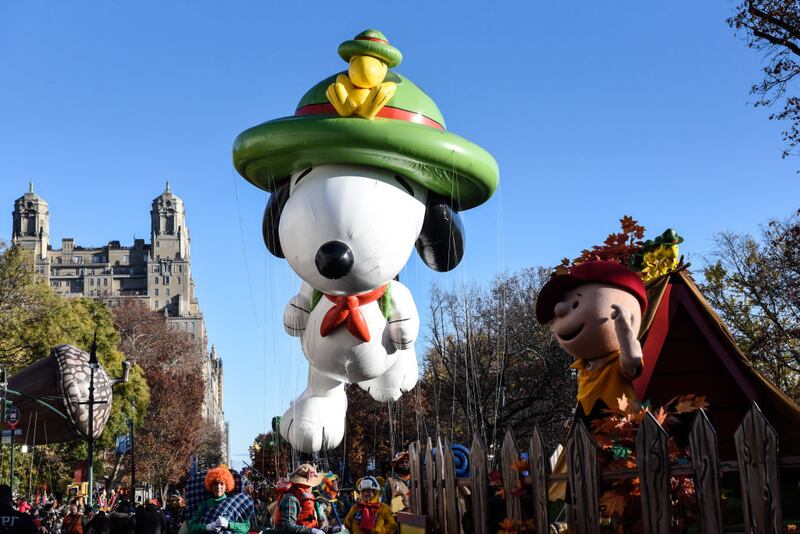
0, 453, 413, 534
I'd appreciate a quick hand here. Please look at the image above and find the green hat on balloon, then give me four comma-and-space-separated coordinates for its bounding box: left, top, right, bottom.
233, 29, 499, 210
338, 29, 403, 68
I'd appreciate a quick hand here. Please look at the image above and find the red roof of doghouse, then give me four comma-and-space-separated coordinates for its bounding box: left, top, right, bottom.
634, 268, 800, 456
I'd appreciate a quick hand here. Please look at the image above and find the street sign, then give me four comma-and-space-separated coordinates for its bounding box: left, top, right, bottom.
6, 405, 20, 429
115, 434, 131, 454
1, 429, 22, 444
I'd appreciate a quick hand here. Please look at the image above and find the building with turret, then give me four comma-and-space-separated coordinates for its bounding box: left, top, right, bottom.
11, 182, 228, 461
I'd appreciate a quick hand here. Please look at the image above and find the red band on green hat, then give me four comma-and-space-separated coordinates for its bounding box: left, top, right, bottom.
295, 103, 444, 130
357, 36, 388, 44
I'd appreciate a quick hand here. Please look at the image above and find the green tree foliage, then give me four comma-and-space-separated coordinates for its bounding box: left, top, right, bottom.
0, 242, 149, 493
249, 431, 292, 484
702, 209, 800, 401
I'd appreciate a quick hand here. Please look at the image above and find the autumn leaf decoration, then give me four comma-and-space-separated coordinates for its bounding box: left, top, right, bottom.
564, 215, 646, 267
497, 518, 537, 534
592, 393, 708, 531
498, 518, 516, 534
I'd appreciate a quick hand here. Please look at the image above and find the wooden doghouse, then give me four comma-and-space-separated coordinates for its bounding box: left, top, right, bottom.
637, 268, 800, 457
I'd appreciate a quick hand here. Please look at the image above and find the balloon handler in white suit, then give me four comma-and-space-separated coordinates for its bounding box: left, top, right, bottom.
232, 29, 500, 453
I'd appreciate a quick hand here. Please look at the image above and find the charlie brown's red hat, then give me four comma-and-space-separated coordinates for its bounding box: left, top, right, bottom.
535, 260, 647, 324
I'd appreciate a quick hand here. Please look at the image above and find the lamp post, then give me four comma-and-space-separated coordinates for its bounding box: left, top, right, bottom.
86, 334, 100, 508
127, 415, 136, 497
0, 365, 6, 474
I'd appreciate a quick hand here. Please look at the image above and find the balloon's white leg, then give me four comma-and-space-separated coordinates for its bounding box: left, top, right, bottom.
280, 367, 347, 453
358, 348, 419, 402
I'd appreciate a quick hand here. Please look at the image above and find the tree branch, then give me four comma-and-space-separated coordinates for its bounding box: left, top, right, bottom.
749, 1, 800, 42
751, 27, 800, 57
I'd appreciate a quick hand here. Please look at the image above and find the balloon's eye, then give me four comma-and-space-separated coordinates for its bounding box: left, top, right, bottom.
572, 301, 579, 310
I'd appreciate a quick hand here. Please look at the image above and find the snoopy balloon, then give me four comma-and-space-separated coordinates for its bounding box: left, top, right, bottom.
233, 30, 499, 452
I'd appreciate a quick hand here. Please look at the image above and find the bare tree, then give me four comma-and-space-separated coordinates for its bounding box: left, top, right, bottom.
422, 268, 576, 456
729, 1, 800, 158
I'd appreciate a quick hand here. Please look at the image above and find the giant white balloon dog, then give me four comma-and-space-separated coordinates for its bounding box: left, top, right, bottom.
232, 29, 499, 453
265, 164, 463, 452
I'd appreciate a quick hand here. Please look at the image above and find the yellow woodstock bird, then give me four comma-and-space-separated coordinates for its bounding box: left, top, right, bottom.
636, 229, 683, 283
326, 29, 402, 120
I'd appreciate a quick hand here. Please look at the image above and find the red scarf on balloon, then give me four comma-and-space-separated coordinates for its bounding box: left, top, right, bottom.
320, 285, 387, 342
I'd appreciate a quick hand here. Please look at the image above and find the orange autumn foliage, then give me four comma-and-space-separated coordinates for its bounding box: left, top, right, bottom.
592, 393, 707, 532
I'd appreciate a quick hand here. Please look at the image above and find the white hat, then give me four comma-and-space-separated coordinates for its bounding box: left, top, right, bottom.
358, 476, 380, 492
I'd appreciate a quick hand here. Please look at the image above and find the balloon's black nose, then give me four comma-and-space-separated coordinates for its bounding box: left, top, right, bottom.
315, 240, 354, 279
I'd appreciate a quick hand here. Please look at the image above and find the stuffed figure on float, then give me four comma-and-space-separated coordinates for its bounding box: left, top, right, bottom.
535, 260, 648, 422
233, 30, 499, 452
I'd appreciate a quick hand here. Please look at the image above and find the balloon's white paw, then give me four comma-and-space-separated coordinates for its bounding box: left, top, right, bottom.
279, 391, 346, 453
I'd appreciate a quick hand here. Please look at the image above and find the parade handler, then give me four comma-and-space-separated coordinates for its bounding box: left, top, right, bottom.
381, 452, 411, 513
535, 260, 648, 422
344, 477, 395, 534
187, 466, 251, 534
272, 465, 327, 534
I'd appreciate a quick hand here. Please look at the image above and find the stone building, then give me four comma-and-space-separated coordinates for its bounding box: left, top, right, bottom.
11, 182, 229, 461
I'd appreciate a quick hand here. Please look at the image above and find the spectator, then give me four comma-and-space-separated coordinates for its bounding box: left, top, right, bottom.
135, 503, 165, 534
109, 502, 135, 534
0, 485, 37, 534
61, 503, 83, 534
86, 510, 110, 534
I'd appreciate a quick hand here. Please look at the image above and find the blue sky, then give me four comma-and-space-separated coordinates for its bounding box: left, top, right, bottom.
2, 2, 799, 468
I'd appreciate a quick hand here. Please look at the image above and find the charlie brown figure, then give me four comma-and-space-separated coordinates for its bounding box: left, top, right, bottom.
535, 260, 648, 422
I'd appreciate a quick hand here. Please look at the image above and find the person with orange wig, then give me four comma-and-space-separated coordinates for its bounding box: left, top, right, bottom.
187, 466, 250, 534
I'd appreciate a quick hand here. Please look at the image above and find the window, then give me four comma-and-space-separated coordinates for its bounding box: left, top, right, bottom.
179, 265, 183, 273
90, 279, 94, 286
155, 300, 159, 308
155, 288, 159, 296
164, 276, 170, 284
152, 265, 159, 273
123, 255, 129, 263
104, 278, 108, 286
178, 276, 182, 284
92, 256, 101, 264
156, 241, 160, 247
154, 277, 159, 284
166, 288, 170, 296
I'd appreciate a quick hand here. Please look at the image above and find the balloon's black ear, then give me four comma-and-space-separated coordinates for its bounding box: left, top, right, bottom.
416, 193, 465, 272
262, 182, 290, 258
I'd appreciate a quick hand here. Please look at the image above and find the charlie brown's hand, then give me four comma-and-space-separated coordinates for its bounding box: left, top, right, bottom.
611, 304, 643, 376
